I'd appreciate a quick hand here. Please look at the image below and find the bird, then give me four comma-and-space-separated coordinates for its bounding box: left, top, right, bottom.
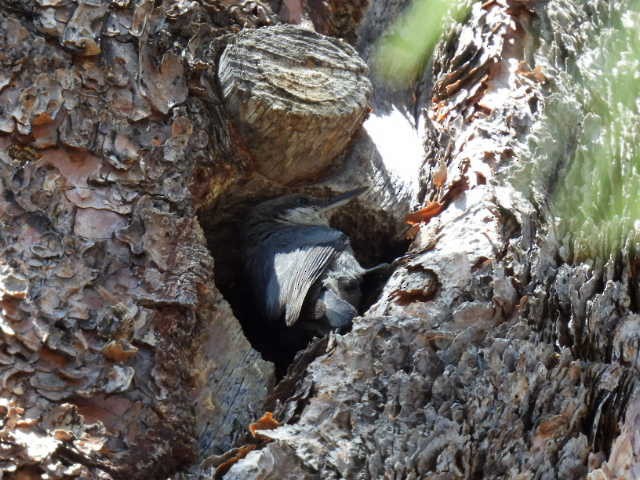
242, 187, 372, 336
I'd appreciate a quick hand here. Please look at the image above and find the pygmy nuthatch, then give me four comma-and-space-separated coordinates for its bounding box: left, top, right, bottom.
243, 187, 369, 334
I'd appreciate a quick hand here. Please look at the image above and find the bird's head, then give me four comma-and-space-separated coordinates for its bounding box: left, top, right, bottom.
251, 186, 368, 227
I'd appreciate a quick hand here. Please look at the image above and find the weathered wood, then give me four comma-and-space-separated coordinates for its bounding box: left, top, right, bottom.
218, 24, 372, 185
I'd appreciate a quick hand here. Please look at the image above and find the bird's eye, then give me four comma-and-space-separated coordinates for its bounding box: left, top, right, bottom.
297, 197, 309, 206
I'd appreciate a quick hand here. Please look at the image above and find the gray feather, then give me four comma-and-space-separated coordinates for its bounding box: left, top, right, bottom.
314, 288, 358, 328
246, 225, 346, 326
277, 245, 336, 326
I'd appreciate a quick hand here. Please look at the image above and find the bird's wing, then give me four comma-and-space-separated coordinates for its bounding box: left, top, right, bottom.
255, 226, 347, 327
274, 244, 337, 326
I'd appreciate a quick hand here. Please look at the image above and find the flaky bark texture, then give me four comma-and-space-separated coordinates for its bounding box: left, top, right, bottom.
225, 0, 640, 479
0, 1, 278, 478
2, 0, 640, 479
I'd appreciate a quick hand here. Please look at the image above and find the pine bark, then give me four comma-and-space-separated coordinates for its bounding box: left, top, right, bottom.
0, 0, 638, 479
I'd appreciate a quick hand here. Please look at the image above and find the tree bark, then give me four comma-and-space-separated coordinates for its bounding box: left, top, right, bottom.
224, 0, 640, 478
1, 0, 639, 479
0, 1, 275, 478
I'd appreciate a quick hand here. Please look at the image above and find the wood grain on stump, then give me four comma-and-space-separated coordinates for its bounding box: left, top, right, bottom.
218, 24, 372, 185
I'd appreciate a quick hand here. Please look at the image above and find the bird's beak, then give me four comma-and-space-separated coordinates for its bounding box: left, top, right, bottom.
320, 186, 368, 212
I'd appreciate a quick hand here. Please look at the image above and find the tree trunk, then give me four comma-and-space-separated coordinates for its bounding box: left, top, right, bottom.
0, 0, 638, 479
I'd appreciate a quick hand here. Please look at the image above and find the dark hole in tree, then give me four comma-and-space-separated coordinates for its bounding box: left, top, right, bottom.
198, 199, 408, 378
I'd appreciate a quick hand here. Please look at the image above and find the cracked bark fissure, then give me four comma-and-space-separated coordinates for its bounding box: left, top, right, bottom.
0, 0, 639, 479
